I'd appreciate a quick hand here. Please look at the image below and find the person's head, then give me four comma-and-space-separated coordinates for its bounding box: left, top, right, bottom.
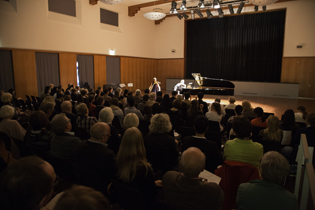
127, 96, 135, 107
180, 79, 185, 84
87, 94, 95, 105
171, 91, 177, 97
8, 88, 15, 95
267, 115, 279, 130
233, 116, 252, 139
228, 96, 236, 104
157, 91, 162, 97
95, 96, 105, 106
0, 105, 15, 119
193, 116, 208, 134
51, 113, 71, 134
90, 122, 111, 143
80, 89, 87, 96
260, 151, 289, 184
39, 102, 55, 117
135, 89, 141, 97
114, 90, 120, 98
42, 96, 55, 104
44, 86, 51, 94
29, 110, 50, 130
144, 88, 150, 94
214, 97, 221, 103
184, 92, 190, 100
111, 98, 119, 106
123, 113, 139, 129
282, 109, 295, 125
180, 147, 206, 178
149, 113, 172, 134
63, 94, 71, 101
156, 96, 163, 104
119, 96, 125, 103
123, 89, 129, 97
176, 94, 182, 101
0, 156, 55, 210
57, 92, 64, 100
1, 92, 12, 103
76, 94, 84, 103
153, 77, 157, 83
61, 101, 72, 113
163, 94, 170, 103
144, 105, 152, 116
95, 89, 100, 96
254, 107, 266, 122
211, 102, 221, 115
242, 100, 252, 111
103, 88, 109, 95
149, 92, 156, 100
117, 127, 148, 182
306, 113, 315, 127
142, 94, 149, 102
98, 107, 114, 124
127, 92, 133, 97
234, 105, 243, 116
54, 185, 110, 210
297, 106, 307, 119
197, 92, 204, 100
76, 103, 88, 116
172, 99, 182, 109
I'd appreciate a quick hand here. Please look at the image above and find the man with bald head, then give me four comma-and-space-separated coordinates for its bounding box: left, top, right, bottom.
0, 156, 56, 210
163, 147, 224, 210
75, 122, 116, 196
61, 101, 77, 129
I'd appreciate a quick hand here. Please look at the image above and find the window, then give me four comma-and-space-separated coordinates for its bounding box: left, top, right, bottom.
100, 8, 118, 26
48, 0, 76, 17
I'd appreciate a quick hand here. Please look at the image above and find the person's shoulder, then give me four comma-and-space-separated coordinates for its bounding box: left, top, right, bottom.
163, 171, 181, 182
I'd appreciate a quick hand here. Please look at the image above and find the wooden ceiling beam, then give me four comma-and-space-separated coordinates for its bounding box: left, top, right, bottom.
89, 0, 99, 5
129, 0, 180, 17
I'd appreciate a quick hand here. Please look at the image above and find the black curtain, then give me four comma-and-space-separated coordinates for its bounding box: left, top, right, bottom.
77, 55, 94, 89
0, 50, 15, 92
35, 52, 60, 96
186, 10, 285, 82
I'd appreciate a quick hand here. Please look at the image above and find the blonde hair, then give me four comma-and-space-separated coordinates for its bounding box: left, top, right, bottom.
116, 127, 151, 183
242, 100, 252, 112
76, 103, 88, 116
123, 113, 139, 129
1, 93, 12, 103
98, 107, 114, 124
265, 115, 282, 141
149, 113, 172, 133
0, 105, 15, 119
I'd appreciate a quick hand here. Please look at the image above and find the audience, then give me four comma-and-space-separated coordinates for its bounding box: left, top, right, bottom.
123, 113, 139, 129
213, 97, 225, 116
110, 98, 124, 127
143, 105, 153, 121
169, 91, 177, 105
197, 91, 208, 114
98, 107, 115, 125
168, 99, 183, 132
94, 96, 105, 120
124, 96, 144, 120
251, 107, 268, 128
40, 102, 55, 120
146, 92, 157, 107
295, 105, 307, 123
163, 147, 224, 210
225, 96, 236, 110
205, 102, 223, 132
185, 99, 203, 127
134, 89, 143, 107
87, 94, 96, 117
152, 96, 165, 114
1, 92, 13, 106
182, 92, 191, 109
279, 109, 300, 138
61, 101, 77, 129
137, 94, 149, 115
75, 103, 97, 133
161, 94, 171, 111
258, 115, 283, 142
242, 100, 255, 119
236, 151, 297, 210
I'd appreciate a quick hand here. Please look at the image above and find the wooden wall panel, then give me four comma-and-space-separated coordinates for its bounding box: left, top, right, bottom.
12, 50, 38, 99
120, 57, 156, 92
94, 55, 106, 90
59, 52, 77, 89
281, 57, 315, 98
156, 59, 185, 90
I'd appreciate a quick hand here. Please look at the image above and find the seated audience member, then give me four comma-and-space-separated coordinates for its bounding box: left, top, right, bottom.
116, 127, 161, 206
94, 96, 105, 120
54, 185, 111, 210
169, 91, 177, 105
241, 100, 255, 119
70, 88, 78, 102
224, 116, 263, 169
118, 96, 127, 110
123, 89, 129, 97
197, 92, 208, 115
124, 96, 144, 120
182, 92, 191, 109
61, 101, 77, 128
258, 115, 283, 142
168, 99, 183, 132
144, 88, 150, 95
185, 100, 203, 127
156, 91, 163, 98
54, 92, 64, 113
103, 88, 112, 105
228, 105, 243, 123
145, 113, 179, 172
295, 105, 307, 123
50, 113, 84, 159
108, 86, 114, 98
134, 89, 143, 107
40, 102, 55, 120
146, 92, 157, 107
99, 107, 115, 125
161, 94, 171, 112
152, 96, 165, 114
143, 105, 153, 121
87, 94, 96, 117
212, 97, 225, 116
76, 103, 97, 133
110, 98, 124, 127
163, 147, 224, 210
236, 151, 297, 210
123, 113, 139, 129
0, 156, 56, 210
182, 116, 223, 172
137, 94, 149, 115
1, 92, 13, 107
24, 111, 53, 155
251, 107, 267, 128
205, 102, 223, 132
225, 96, 236, 110
280, 109, 300, 138
0, 90, 4, 107
0, 105, 26, 141
113, 89, 120, 99
40, 86, 51, 100
76, 123, 116, 194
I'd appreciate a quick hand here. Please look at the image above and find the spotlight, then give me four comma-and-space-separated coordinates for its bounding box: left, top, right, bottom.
262, 5, 266, 11
228, 4, 234, 15
195, 9, 203, 18
213, 0, 220, 9
218, 8, 224, 18
206, 9, 213, 19
180, 0, 187, 11
254, 5, 258, 12
198, 0, 205, 8
177, 13, 183, 20
191, 10, 195, 19
237, 2, 245, 14
182, 13, 189, 19
170, 1, 178, 14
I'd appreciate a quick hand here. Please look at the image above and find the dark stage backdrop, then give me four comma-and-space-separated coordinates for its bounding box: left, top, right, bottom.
186, 10, 285, 82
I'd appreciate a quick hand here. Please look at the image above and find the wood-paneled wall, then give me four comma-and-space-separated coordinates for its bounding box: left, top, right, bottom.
281, 57, 315, 98
156, 59, 185, 90
12, 50, 38, 100
94, 55, 107, 90
59, 52, 77, 89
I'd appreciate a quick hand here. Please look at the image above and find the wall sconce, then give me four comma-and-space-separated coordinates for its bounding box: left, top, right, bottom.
109, 49, 115, 55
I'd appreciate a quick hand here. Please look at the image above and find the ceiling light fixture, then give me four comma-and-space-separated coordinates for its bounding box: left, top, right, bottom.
182, 13, 189, 19
218, 8, 224, 18
180, 0, 187, 10
177, 13, 183, 20
213, 0, 221, 9
228, 4, 234, 14
237, 2, 245, 14
262, 5, 266, 11
195, 9, 203, 18
143, 8, 166, 20
254, 5, 258, 11
198, 0, 205, 8
99, 0, 125, 5
170, 1, 178, 14
206, 9, 213, 19
248, 0, 277, 6
191, 10, 195, 19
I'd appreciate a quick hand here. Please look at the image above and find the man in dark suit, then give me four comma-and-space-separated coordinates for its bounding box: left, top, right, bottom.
61, 101, 78, 129
76, 122, 116, 195
169, 91, 177, 107
197, 91, 208, 115
182, 116, 223, 173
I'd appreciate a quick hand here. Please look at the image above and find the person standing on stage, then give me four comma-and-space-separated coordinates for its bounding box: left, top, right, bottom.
149, 77, 161, 93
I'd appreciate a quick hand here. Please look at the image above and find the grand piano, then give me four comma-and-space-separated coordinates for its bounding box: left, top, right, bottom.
182, 73, 235, 96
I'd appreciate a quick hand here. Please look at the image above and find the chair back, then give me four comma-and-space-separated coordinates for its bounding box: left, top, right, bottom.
251, 126, 264, 142
179, 126, 195, 140
205, 130, 221, 150
73, 126, 90, 140
25, 95, 31, 102
225, 109, 235, 116
261, 139, 282, 153
296, 122, 306, 128
111, 179, 148, 210
31, 95, 37, 103
215, 160, 260, 210
18, 99, 27, 111
264, 112, 274, 119
208, 120, 220, 133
